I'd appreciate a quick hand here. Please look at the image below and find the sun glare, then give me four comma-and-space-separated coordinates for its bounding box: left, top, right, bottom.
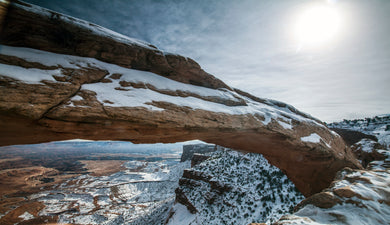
293, 4, 342, 48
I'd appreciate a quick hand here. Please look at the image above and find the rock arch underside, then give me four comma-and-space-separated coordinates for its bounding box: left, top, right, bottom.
0, 1, 361, 197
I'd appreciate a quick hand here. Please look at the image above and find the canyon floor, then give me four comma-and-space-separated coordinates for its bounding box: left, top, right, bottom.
0, 141, 188, 225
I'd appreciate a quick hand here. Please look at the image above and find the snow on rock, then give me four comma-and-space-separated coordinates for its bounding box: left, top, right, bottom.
0, 45, 94, 69
300, 133, 321, 143
0, 63, 59, 84
1, 45, 239, 106
71, 95, 84, 101
18, 211, 34, 221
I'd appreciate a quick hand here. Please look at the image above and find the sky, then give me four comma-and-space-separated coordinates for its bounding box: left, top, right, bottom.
23, 0, 390, 122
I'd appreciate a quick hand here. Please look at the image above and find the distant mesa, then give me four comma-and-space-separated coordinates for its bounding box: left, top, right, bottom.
0, 1, 361, 196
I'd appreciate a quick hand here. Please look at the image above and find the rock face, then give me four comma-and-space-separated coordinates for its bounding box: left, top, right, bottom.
0, 1, 361, 196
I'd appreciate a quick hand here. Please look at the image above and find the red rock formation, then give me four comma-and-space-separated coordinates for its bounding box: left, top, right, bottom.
0, 1, 361, 197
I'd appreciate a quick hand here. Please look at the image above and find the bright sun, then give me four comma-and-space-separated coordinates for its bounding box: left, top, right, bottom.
294, 4, 342, 48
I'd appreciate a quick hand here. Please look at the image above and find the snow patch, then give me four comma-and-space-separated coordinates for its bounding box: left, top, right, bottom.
301, 133, 321, 143
0, 64, 59, 84
71, 95, 84, 101
19, 212, 34, 221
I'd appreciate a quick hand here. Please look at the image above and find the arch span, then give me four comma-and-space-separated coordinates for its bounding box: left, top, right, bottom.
0, 109, 360, 197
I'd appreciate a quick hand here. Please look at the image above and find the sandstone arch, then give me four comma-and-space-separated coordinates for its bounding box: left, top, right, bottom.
0, 1, 361, 197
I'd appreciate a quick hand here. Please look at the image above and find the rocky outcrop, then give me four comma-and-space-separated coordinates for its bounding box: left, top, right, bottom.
0, 1, 361, 197
275, 166, 390, 225
168, 149, 305, 224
